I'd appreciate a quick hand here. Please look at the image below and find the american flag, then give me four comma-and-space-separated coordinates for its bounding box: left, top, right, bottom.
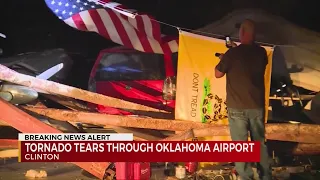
44, 0, 178, 54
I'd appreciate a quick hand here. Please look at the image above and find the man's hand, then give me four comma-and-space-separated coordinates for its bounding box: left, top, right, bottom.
215, 52, 228, 78
219, 53, 224, 59
215, 68, 225, 78
231, 41, 237, 48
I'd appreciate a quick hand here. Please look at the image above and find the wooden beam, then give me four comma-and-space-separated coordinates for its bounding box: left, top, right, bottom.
23, 107, 214, 131
192, 126, 320, 144
161, 129, 194, 141
0, 139, 19, 149
43, 94, 93, 112
0, 64, 166, 113
267, 141, 320, 155
103, 125, 166, 141
84, 125, 165, 141
161, 131, 320, 155
0, 149, 18, 158
0, 99, 111, 180
23, 107, 320, 143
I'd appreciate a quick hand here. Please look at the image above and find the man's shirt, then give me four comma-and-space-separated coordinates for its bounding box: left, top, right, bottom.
216, 44, 268, 109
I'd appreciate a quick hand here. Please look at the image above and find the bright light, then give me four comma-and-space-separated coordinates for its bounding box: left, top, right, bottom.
0, 32, 6, 39
289, 121, 300, 124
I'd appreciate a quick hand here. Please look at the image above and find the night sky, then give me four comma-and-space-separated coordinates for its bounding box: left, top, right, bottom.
0, 0, 319, 87
1, 0, 319, 55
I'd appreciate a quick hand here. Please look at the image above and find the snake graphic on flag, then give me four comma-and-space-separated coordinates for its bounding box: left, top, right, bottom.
200, 78, 228, 123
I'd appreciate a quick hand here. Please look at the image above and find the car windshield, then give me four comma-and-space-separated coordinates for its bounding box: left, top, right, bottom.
94, 51, 178, 81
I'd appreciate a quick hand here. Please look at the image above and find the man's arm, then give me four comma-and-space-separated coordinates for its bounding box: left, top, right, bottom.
263, 48, 268, 67
215, 53, 230, 78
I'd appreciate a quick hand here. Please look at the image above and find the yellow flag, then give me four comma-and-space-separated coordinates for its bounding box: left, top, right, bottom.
175, 31, 273, 129
175, 31, 273, 166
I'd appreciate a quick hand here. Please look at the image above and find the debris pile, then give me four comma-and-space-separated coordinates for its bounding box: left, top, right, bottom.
25, 170, 48, 178
0, 64, 320, 179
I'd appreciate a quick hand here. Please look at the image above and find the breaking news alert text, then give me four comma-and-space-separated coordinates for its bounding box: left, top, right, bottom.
18, 133, 260, 162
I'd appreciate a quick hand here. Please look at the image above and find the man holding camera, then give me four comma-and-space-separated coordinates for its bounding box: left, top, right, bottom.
215, 19, 271, 180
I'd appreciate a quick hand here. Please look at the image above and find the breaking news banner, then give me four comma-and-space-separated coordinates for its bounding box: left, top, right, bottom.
18, 133, 260, 162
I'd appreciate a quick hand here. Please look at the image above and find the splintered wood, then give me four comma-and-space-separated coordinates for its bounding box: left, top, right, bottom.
24, 106, 320, 144
2, 62, 320, 180
0, 149, 19, 158
22, 107, 213, 131
0, 99, 111, 179
0, 64, 166, 113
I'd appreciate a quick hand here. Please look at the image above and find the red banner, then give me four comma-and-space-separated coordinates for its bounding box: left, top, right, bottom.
19, 141, 260, 162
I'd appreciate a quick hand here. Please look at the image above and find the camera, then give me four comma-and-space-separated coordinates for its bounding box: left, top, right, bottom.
225, 36, 233, 48
214, 36, 234, 57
